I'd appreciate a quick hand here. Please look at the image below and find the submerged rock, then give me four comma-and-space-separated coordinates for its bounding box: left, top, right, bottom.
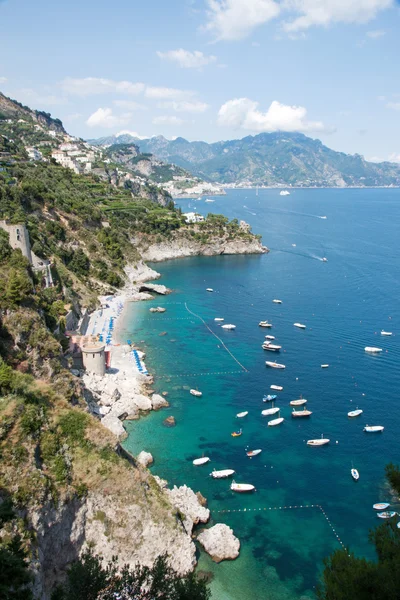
136, 451, 154, 467
163, 416, 176, 427
197, 524, 240, 563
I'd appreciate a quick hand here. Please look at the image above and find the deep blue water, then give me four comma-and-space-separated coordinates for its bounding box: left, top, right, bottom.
122, 189, 400, 600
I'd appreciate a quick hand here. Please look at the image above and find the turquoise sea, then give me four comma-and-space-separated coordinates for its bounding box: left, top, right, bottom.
122, 189, 400, 600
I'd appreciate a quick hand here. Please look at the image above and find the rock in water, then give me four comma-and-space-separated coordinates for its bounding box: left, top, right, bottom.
136, 451, 154, 467
151, 394, 170, 410
163, 416, 176, 427
197, 524, 240, 563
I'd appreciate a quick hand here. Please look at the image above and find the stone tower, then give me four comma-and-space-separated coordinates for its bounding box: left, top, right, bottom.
82, 341, 106, 376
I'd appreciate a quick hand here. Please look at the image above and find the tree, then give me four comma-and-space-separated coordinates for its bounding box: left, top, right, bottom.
68, 249, 90, 277
0, 536, 33, 600
5, 270, 32, 306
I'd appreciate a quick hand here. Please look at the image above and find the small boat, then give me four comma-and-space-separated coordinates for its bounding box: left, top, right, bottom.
348, 409, 363, 418
193, 457, 210, 466
246, 449, 262, 457
307, 435, 330, 446
373, 503, 390, 510
266, 361, 285, 369
294, 323, 306, 329
261, 407, 280, 416
280, 190, 290, 196
221, 324, 236, 330
231, 429, 242, 437
381, 331, 392, 336
262, 343, 282, 352
321, 364, 329, 368
270, 385, 283, 391
190, 389, 202, 397
364, 346, 382, 353
206, 288, 214, 292
263, 394, 277, 402
230, 481, 255, 493
259, 321, 272, 328
210, 469, 235, 479
272, 299, 282, 304
236, 411, 248, 418
322, 257, 328, 262
205, 198, 214, 203
292, 244, 296, 247
268, 417, 284, 427
290, 398, 307, 406
364, 425, 384, 432
351, 468, 360, 481
265, 335, 275, 340
320, 216, 327, 219
377, 511, 397, 519
292, 408, 312, 418
214, 317, 224, 322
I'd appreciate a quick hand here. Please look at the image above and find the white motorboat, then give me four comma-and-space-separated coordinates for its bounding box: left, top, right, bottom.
214, 317, 224, 322
320, 216, 327, 219
262, 343, 282, 352
377, 511, 397, 519
259, 321, 272, 328
351, 468, 360, 481
246, 449, 262, 457
271, 385, 283, 391
381, 331, 392, 336
268, 417, 284, 427
263, 394, 277, 402
292, 408, 312, 418
273, 299, 282, 304
348, 409, 363, 418
290, 398, 307, 406
205, 199, 214, 203
373, 503, 390, 510
190, 389, 202, 397
236, 411, 248, 418
261, 407, 280, 416
206, 288, 214, 292
265, 335, 275, 340
307, 435, 330, 446
294, 323, 306, 329
321, 364, 329, 368
221, 324, 236, 330
210, 469, 235, 479
322, 257, 328, 262
292, 244, 296, 247
364, 346, 382, 353
193, 457, 210, 466
364, 425, 384, 432
266, 361, 285, 369
230, 481, 255, 493
280, 190, 290, 196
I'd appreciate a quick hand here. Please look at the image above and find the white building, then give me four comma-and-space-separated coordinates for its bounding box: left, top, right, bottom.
183, 212, 205, 224
26, 147, 43, 161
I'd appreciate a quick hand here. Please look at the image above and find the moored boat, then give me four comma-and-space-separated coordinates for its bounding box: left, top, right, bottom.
265, 335, 275, 340
381, 331, 392, 336
273, 299, 282, 304
270, 385, 283, 391
307, 435, 330, 446
373, 503, 390, 510
214, 317, 224, 322
210, 469, 235, 479
246, 449, 262, 457
351, 468, 360, 481
259, 321, 272, 328
364, 346, 382, 353
266, 361, 285, 369
206, 288, 214, 292
221, 324, 236, 330
193, 457, 210, 466
377, 511, 397, 519
261, 407, 280, 416
262, 343, 282, 352
364, 425, 384, 432
230, 481, 255, 493
348, 409, 363, 417
190, 389, 202, 397
263, 394, 278, 402
290, 398, 307, 406
294, 323, 306, 329
268, 417, 284, 427
321, 364, 329, 368
236, 411, 248, 418
292, 408, 312, 418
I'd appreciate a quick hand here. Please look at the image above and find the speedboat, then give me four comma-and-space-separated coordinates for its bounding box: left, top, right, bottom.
292, 408, 312, 417
259, 321, 272, 328
270, 385, 283, 391
221, 324, 236, 330
193, 457, 210, 466
214, 317, 224, 322
268, 417, 284, 427
280, 190, 290, 196
231, 429, 242, 437
320, 216, 327, 219
230, 481, 255, 493
365, 346, 382, 353
262, 343, 282, 352
246, 449, 262, 457
236, 411, 248, 418
377, 511, 397, 519
294, 323, 306, 329
290, 398, 307, 406
381, 331, 392, 336
265, 335, 275, 340
263, 394, 277, 402
205, 198, 214, 203
206, 288, 214, 292
348, 409, 363, 418
373, 503, 390, 510
273, 299, 282, 304
210, 469, 235, 479
307, 435, 330, 446
322, 257, 328, 262
190, 389, 202, 397
364, 425, 384, 432
351, 468, 360, 481
321, 364, 329, 368
266, 361, 285, 369
261, 407, 280, 416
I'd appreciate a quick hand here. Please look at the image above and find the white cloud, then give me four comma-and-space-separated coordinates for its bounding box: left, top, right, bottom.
366, 29, 386, 38
283, 0, 393, 32
204, 0, 280, 40
389, 153, 400, 164
152, 115, 184, 126
61, 77, 145, 97
115, 130, 149, 140
217, 97, 332, 133
157, 49, 217, 68
386, 102, 400, 110
157, 100, 209, 113
145, 86, 195, 100
86, 107, 131, 128
113, 100, 147, 110
0, 77, 7, 84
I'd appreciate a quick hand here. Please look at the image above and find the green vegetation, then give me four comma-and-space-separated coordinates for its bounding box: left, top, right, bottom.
318, 464, 400, 600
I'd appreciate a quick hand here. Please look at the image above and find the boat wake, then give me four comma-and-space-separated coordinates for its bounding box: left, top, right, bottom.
243, 205, 256, 216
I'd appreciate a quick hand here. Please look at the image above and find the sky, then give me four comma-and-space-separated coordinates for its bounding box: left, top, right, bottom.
1, 0, 400, 161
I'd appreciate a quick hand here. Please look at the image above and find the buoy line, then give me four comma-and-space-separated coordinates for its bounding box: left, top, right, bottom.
184, 303, 249, 372
157, 370, 248, 378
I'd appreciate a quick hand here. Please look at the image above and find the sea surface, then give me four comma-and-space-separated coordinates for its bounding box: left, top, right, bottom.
122, 188, 400, 600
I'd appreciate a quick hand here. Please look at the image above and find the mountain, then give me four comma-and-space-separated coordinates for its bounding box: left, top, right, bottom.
89, 131, 400, 188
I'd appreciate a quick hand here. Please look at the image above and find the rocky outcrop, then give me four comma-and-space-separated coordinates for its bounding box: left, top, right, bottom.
136, 451, 154, 467
149, 306, 166, 313
163, 416, 176, 427
167, 485, 210, 535
124, 261, 161, 285
151, 394, 169, 410
139, 283, 169, 295
197, 524, 240, 563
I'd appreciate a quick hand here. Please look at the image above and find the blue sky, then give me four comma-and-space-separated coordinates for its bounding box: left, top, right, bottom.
1, 0, 399, 161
